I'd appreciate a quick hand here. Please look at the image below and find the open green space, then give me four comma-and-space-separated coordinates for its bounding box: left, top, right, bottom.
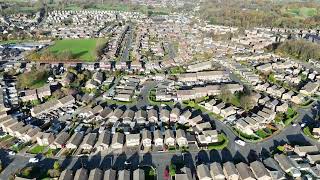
28, 145, 46, 154
45, 39, 101, 62
17, 69, 49, 90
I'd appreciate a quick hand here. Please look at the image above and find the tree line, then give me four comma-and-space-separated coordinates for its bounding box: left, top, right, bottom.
275, 40, 320, 62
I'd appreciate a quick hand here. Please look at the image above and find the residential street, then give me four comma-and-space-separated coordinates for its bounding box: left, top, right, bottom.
0, 100, 318, 180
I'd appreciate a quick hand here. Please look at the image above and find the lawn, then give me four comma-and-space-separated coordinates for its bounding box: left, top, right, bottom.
28, 145, 46, 154
255, 129, 272, 139
208, 134, 229, 150
46, 39, 102, 62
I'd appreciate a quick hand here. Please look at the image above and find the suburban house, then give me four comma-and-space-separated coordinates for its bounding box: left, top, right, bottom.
170, 108, 180, 122
188, 115, 202, 127
135, 110, 147, 124
59, 169, 74, 180
50, 131, 70, 149
307, 154, 320, 164
160, 109, 170, 123
294, 145, 319, 157
223, 162, 239, 180
74, 168, 88, 180
126, 134, 140, 147
80, 133, 97, 150
220, 106, 237, 118
141, 129, 152, 148
210, 162, 225, 180
66, 132, 84, 149
250, 161, 272, 180
104, 169, 117, 180
36, 132, 54, 146
122, 109, 135, 124
94, 131, 111, 151
274, 154, 300, 176
148, 109, 158, 123
197, 130, 218, 145
23, 127, 41, 142
236, 162, 255, 180
212, 102, 225, 115
153, 130, 163, 147
118, 169, 131, 180
179, 110, 192, 124
164, 129, 175, 147
108, 109, 124, 124
88, 168, 103, 180
133, 169, 145, 180
111, 132, 124, 149
197, 164, 212, 180
299, 82, 319, 96
176, 129, 188, 147
97, 107, 113, 120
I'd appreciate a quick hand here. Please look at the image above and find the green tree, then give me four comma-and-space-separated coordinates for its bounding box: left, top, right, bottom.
169, 164, 176, 176
53, 161, 60, 170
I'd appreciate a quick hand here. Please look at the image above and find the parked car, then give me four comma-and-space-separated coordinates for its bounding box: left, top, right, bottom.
29, 158, 39, 163
235, 140, 246, 146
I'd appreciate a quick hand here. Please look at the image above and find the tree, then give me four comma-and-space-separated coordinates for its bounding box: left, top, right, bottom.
240, 95, 254, 111
220, 85, 232, 103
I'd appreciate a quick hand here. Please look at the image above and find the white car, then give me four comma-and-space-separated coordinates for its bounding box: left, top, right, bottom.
8, 151, 16, 156
292, 123, 297, 127
29, 158, 39, 163
301, 123, 306, 128
235, 140, 246, 146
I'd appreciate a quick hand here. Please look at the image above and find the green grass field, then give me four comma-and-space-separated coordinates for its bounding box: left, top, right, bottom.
286, 7, 318, 17
47, 39, 99, 62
